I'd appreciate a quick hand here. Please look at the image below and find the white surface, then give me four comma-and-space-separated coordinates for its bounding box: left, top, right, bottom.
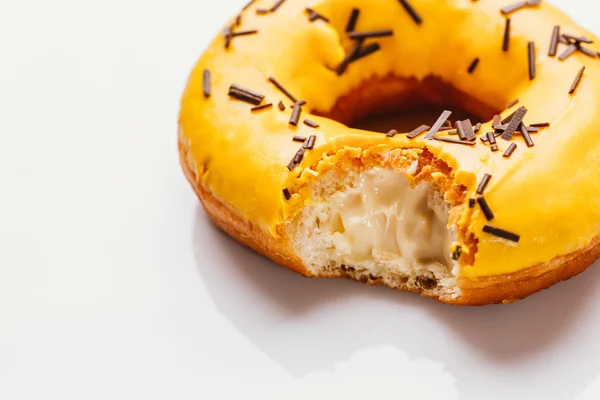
1, 0, 599, 399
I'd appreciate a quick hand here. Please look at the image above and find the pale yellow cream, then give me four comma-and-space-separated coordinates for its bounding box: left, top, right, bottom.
326, 168, 451, 268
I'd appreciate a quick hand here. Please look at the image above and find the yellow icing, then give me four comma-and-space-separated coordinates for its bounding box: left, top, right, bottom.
179, 0, 600, 279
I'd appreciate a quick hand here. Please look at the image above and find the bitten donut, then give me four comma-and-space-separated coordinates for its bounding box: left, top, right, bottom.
179, 0, 600, 305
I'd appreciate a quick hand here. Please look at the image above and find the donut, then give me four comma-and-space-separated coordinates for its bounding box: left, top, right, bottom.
179, 0, 600, 305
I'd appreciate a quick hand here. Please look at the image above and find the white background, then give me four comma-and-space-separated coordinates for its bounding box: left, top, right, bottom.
0, 0, 599, 399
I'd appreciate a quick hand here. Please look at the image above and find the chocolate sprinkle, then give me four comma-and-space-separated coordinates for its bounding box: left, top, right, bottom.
306, 8, 329, 23
304, 119, 319, 128
503, 19, 511, 51
487, 132, 499, 151
463, 119, 477, 141
397, 0, 423, 25
425, 111, 452, 140
293, 147, 305, 164
501, 1, 525, 15
469, 198, 476, 208
270, 0, 285, 12
528, 41, 536, 80
549, 26, 560, 56
558, 35, 595, 57
336, 41, 383, 75
501, 109, 518, 124
569, 66, 586, 95
353, 42, 382, 61
486, 132, 497, 145
228, 84, 265, 105
293, 136, 307, 143
519, 123, 534, 147
336, 41, 362, 75
387, 129, 398, 138
477, 174, 492, 194
283, 188, 291, 200
559, 34, 597, 58
251, 103, 273, 112
503, 143, 518, 158
407, 124, 430, 139
224, 26, 233, 48
346, 8, 360, 32
501, 0, 540, 15
563, 33, 593, 44
452, 246, 462, 261
578, 46, 598, 58
203, 69, 211, 98
456, 120, 467, 141
483, 225, 521, 242
474, 123, 482, 133
242, 0, 256, 11
506, 98, 519, 108
530, 122, 550, 128
224, 27, 259, 48
268, 77, 297, 103
500, 1, 525, 15
278, 101, 285, 111
231, 30, 258, 37
502, 106, 528, 140
434, 137, 476, 146
477, 196, 495, 221
492, 115, 501, 127
289, 103, 302, 126
304, 135, 317, 150
468, 58, 480, 74
558, 44, 577, 61
349, 29, 393, 40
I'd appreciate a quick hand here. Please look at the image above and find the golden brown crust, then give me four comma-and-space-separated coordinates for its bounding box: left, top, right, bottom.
179, 136, 307, 276
180, 133, 600, 306
454, 238, 600, 305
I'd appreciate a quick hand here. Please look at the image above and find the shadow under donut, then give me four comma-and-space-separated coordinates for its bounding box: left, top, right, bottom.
193, 206, 600, 400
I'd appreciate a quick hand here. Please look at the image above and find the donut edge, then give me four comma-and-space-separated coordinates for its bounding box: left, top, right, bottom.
179, 135, 600, 306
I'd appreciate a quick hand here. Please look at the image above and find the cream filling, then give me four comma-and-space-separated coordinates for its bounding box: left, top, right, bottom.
324, 168, 453, 271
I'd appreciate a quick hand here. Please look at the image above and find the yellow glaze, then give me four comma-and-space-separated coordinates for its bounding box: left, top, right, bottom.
179, 0, 600, 279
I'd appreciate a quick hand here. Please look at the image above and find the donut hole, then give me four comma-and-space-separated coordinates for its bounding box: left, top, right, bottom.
317, 75, 502, 133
